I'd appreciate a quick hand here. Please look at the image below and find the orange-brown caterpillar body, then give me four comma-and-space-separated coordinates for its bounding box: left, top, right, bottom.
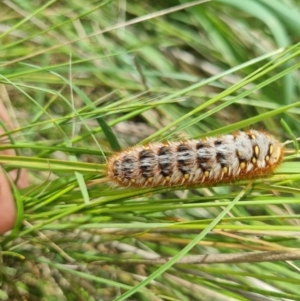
106, 130, 283, 188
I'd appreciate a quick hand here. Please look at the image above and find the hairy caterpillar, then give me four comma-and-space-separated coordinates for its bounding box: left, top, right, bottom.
106, 130, 283, 188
